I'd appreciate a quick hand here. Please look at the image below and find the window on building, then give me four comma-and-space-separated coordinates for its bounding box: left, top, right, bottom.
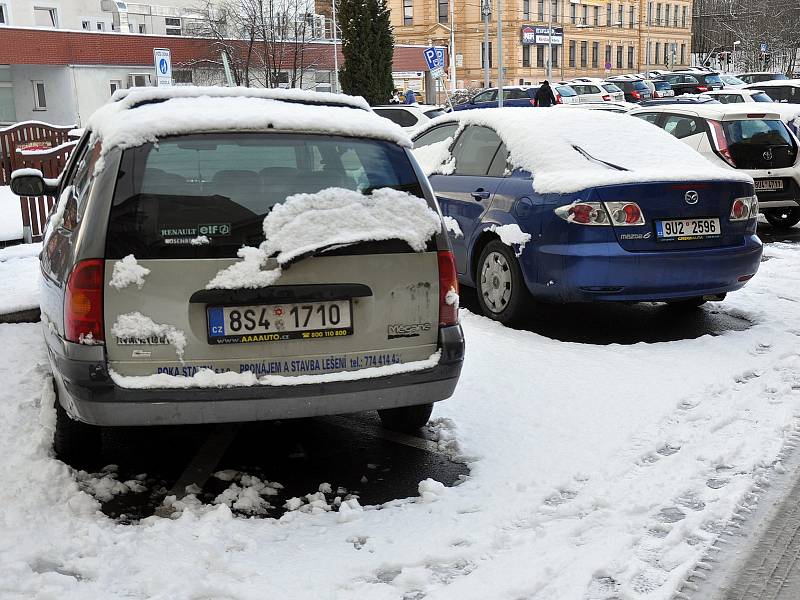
593, 5, 599, 24
680, 43, 685, 65
551, 45, 559, 68
570, 2, 576, 24
580, 41, 588, 67
523, 0, 530, 20
165, 16, 181, 35
523, 45, 531, 67
605, 44, 611, 68
664, 4, 670, 27
592, 41, 599, 68
538, 0, 544, 20
96, 21, 105, 31
664, 42, 669, 65
655, 41, 661, 64
647, 1, 652, 24
403, 0, 413, 25
173, 69, 193, 84
551, 0, 558, 19
616, 45, 623, 68
481, 41, 493, 68
537, 45, 544, 67
32, 81, 46, 110
81, 20, 90, 30
655, 2, 661, 24
33, 6, 58, 27
681, 5, 687, 27
617, 5, 623, 26
673, 3, 679, 26
646, 40, 652, 64
628, 46, 634, 68
569, 40, 576, 67
438, 0, 447, 23
109, 80, 122, 96
606, 3, 612, 25
139, 23, 146, 33
0, 4, 7, 25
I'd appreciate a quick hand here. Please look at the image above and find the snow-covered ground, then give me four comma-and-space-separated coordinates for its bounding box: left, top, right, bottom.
0, 242, 40, 314
2, 242, 800, 599
0, 185, 23, 242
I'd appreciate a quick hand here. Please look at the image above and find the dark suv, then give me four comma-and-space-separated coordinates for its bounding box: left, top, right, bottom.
453, 85, 579, 110
606, 78, 652, 102
663, 71, 724, 95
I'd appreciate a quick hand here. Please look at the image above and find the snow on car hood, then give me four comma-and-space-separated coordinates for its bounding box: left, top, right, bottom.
87, 87, 411, 174
419, 108, 753, 194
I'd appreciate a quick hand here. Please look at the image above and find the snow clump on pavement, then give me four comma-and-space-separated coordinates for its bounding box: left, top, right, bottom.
75, 466, 146, 502
109, 254, 150, 290
110, 312, 187, 360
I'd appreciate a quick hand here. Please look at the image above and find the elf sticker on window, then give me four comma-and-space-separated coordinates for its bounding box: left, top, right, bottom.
198, 223, 231, 237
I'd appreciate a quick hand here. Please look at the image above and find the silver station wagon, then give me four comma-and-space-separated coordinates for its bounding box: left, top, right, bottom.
11, 87, 464, 464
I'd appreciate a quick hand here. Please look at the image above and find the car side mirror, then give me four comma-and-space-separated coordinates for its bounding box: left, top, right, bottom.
10, 169, 57, 197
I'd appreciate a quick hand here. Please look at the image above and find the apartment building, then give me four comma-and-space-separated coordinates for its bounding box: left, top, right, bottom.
387, 0, 693, 88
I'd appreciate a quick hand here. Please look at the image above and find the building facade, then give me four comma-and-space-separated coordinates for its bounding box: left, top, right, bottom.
387, 0, 693, 88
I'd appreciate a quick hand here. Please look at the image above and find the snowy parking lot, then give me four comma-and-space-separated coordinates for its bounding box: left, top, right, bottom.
1, 228, 800, 599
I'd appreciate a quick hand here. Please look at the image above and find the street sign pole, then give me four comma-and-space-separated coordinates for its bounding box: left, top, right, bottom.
547, 0, 552, 80
153, 48, 172, 87
482, 0, 490, 89
497, 0, 503, 107
449, 0, 456, 92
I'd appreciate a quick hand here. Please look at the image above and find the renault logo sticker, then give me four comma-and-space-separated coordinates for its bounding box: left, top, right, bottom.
684, 191, 699, 205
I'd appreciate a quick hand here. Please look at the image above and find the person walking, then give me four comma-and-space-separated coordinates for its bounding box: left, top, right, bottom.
404, 89, 418, 105
534, 80, 557, 107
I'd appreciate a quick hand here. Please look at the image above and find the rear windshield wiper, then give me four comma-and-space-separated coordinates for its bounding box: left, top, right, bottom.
572, 145, 629, 171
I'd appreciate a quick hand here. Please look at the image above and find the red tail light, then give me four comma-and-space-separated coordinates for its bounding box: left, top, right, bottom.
631, 91, 641, 100
65, 259, 105, 343
556, 94, 563, 104
708, 119, 736, 167
602, 95, 611, 101
530, 98, 537, 106
437, 251, 459, 327
697, 86, 709, 92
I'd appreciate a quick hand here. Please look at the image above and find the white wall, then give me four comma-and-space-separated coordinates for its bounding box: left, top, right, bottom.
71, 65, 155, 125
10, 65, 77, 126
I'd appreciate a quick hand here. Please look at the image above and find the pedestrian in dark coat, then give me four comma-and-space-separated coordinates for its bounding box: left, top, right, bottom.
534, 80, 557, 107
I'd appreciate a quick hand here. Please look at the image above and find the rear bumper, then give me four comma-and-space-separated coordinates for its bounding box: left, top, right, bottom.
529, 235, 763, 302
49, 325, 465, 426
751, 174, 800, 208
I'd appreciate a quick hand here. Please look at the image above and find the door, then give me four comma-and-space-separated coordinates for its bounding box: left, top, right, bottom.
429, 126, 504, 275
660, 113, 707, 151
472, 89, 498, 109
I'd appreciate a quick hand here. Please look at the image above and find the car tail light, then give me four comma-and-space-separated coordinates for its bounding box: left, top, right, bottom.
708, 119, 737, 167
602, 95, 611, 101
437, 250, 459, 327
697, 86, 709, 92
730, 195, 758, 221
555, 202, 609, 225
65, 259, 105, 343
631, 91, 641, 100
530, 98, 537, 106
605, 202, 646, 226
556, 94, 563, 104
746, 114, 766, 118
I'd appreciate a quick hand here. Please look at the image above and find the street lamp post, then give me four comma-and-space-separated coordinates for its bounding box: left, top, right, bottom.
482, 0, 491, 89
331, 0, 339, 93
547, 0, 553, 80
497, 0, 503, 106
449, 0, 456, 92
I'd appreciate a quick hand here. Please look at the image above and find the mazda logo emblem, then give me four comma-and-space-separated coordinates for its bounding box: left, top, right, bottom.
684, 191, 699, 205
763, 149, 774, 161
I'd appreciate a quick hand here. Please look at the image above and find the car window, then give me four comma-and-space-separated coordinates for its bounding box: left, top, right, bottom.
503, 88, 530, 100
704, 74, 723, 86
556, 86, 577, 97
764, 87, 790, 102
603, 84, 622, 93
653, 81, 671, 91
423, 108, 446, 119
373, 108, 418, 127
632, 112, 660, 124
722, 119, 794, 148
106, 133, 424, 259
663, 114, 703, 139
487, 143, 509, 177
473, 90, 497, 103
715, 94, 741, 104
752, 92, 773, 103
58, 141, 101, 231
572, 85, 588, 94
413, 123, 459, 148
684, 75, 699, 84
451, 126, 502, 176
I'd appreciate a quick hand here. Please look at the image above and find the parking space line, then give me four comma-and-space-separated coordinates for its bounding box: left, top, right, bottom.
324, 415, 449, 457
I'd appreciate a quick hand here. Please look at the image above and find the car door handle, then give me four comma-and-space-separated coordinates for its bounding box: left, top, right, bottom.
471, 189, 491, 200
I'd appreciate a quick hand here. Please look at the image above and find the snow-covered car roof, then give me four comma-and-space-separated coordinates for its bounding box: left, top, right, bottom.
631, 103, 783, 120
743, 78, 800, 88
555, 101, 638, 112
415, 107, 752, 194
86, 87, 411, 170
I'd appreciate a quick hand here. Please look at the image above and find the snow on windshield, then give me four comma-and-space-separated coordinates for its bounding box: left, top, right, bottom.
422, 109, 753, 193
207, 187, 441, 290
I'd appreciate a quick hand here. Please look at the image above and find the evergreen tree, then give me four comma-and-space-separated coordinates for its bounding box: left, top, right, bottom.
338, 0, 395, 105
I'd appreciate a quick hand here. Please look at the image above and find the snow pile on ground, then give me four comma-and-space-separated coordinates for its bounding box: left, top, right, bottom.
422, 109, 753, 193
0, 185, 23, 242
412, 137, 455, 177
207, 187, 441, 290
75, 466, 146, 502
110, 312, 187, 360
0, 242, 41, 315
486, 223, 531, 257
110, 351, 441, 389
213, 474, 283, 516
7, 243, 800, 598
89, 87, 410, 176
108, 255, 150, 290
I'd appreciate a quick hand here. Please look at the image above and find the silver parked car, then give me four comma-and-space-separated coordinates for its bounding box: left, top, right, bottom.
11, 87, 464, 464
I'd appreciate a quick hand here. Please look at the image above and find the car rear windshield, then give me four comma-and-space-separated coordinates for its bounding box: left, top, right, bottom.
703, 74, 723, 85
653, 81, 671, 91
106, 133, 423, 259
722, 119, 795, 152
602, 84, 622, 93
424, 108, 446, 118
556, 86, 577, 97
752, 92, 774, 102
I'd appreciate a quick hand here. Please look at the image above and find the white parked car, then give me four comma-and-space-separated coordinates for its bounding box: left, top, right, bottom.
704, 89, 775, 104
566, 78, 625, 103
720, 74, 748, 89
737, 72, 790, 85
630, 104, 800, 229
743, 79, 800, 104
372, 104, 448, 130
555, 101, 638, 113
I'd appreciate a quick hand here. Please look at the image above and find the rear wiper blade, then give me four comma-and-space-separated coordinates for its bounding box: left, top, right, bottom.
572, 145, 629, 171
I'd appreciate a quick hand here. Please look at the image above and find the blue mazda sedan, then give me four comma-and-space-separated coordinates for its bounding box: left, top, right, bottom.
412, 108, 762, 324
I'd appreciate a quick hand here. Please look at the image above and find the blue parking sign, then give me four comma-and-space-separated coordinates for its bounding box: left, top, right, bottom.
423, 47, 445, 71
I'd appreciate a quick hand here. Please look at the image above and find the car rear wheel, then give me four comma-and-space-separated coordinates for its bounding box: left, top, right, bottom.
53, 380, 102, 468
378, 403, 434, 432
764, 207, 800, 230
476, 240, 532, 325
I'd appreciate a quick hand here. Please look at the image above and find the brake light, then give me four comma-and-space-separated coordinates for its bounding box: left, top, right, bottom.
65, 259, 105, 343
437, 250, 459, 327
697, 86, 709, 92
746, 114, 766, 118
555, 202, 609, 225
730, 195, 759, 221
530, 98, 537, 106
631, 91, 641, 100
556, 94, 563, 104
602, 95, 611, 101
605, 202, 646, 226
708, 120, 736, 167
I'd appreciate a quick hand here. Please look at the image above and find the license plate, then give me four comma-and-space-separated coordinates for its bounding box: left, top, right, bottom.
655, 218, 721, 241
207, 300, 353, 344
755, 179, 784, 191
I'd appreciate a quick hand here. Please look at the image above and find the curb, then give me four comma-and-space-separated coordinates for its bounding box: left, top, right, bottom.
0, 307, 41, 324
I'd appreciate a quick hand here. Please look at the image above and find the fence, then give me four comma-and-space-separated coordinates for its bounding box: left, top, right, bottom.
0, 121, 76, 185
